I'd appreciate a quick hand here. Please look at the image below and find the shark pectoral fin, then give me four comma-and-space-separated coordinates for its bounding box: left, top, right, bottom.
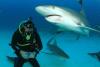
85, 26, 100, 33
45, 15, 63, 23
80, 26, 100, 33
94, 25, 100, 30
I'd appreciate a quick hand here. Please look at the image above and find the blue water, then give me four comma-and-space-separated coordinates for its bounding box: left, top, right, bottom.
0, 0, 100, 67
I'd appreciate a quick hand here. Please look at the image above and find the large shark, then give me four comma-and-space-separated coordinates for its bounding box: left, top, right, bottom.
35, 5, 100, 36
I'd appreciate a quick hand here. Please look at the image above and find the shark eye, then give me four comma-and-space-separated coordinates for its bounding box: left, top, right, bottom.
76, 21, 83, 26
77, 23, 81, 25
49, 6, 55, 9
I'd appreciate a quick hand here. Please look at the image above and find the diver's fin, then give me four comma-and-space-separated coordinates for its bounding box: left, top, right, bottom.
7, 56, 17, 63
88, 52, 100, 61
88, 53, 98, 57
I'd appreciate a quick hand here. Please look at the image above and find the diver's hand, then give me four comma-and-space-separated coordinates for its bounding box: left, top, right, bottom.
29, 52, 37, 59
20, 51, 37, 59
20, 50, 29, 59
20, 50, 24, 54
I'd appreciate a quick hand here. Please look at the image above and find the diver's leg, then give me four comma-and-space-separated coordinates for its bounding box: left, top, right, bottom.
29, 58, 40, 67
14, 58, 25, 67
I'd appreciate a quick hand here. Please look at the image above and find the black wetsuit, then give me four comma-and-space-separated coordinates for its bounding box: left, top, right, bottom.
11, 29, 43, 67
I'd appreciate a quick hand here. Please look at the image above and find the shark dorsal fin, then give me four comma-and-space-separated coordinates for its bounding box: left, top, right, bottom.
76, 0, 85, 16
80, 9, 85, 17
76, 0, 82, 7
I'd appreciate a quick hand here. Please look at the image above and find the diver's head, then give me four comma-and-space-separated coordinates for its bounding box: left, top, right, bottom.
19, 17, 34, 35
24, 22, 33, 35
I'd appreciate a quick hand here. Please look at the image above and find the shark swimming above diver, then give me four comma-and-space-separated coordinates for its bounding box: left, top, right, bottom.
35, 5, 100, 37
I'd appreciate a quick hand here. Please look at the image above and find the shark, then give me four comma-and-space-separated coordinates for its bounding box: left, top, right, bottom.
35, 5, 100, 37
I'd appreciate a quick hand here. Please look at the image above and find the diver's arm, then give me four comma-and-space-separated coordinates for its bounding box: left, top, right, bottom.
34, 32, 43, 53
17, 43, 31, 46
10, 31, 20, 52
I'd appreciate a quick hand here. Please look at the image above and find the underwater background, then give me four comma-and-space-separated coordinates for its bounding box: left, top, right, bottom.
0, 0, 100, 67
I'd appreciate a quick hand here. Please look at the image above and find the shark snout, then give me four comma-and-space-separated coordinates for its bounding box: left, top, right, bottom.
35, 6, 50, 16
35, 6, 44, 12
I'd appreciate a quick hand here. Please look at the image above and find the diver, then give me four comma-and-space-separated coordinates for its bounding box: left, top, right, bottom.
10, 17, 43, 67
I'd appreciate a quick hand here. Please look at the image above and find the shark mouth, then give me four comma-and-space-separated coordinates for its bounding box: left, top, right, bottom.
45, 14, 62, 18
45, 14, 63, 23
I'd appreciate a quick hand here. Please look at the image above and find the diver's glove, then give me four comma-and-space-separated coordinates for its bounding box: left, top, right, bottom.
20, 50, 37, 59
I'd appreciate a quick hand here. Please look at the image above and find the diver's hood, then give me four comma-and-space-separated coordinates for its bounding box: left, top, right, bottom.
19, 18, 34, 34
